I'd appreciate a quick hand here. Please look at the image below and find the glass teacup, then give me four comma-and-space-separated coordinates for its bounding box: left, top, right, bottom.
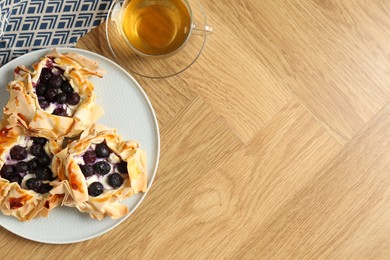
117, 0, 212, 57
107, 0, 213, 78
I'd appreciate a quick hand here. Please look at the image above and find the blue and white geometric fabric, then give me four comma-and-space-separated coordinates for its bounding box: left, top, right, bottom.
0, 0, 112, 66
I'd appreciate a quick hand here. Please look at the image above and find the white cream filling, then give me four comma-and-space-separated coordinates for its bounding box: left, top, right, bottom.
43, 99, 80, 116
35, 68, 83, 116
45, 102, 58, 114
5, 135, 47, 163
76, 146, 127, 191
84, 157, 116, 190
21, 173, 35, 189
86, 174, 113, 190
108, 153, 120, 164
5, 135, 52, 186
73, 156, 85, 165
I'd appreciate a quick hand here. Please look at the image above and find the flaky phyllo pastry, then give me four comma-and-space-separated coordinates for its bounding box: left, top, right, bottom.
52, 124, 147, 220
4, 49, 104, 139
0, 121, 65, 221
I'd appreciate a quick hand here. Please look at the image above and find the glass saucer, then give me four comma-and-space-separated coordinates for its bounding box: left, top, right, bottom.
105, 0, 211, 79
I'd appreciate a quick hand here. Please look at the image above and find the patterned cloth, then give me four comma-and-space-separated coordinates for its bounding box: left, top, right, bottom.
0, 0, 112, 65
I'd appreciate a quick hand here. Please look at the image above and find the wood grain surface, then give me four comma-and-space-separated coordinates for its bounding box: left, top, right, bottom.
1, 0, 390, 259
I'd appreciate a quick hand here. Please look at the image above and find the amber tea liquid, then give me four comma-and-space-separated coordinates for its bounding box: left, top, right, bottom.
121, 0, 192, 56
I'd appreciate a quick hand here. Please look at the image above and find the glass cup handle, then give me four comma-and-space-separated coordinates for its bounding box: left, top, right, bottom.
192, 24, 213, 35
112, 1, 122, 24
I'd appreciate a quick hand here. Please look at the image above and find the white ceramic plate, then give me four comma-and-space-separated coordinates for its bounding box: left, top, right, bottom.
0, 48, 160, 244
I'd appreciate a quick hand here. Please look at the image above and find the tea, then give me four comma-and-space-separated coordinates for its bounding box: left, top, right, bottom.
121, 0, 192, 56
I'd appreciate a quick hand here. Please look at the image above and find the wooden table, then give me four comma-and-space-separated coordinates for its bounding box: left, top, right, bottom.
2, 0, 390, 259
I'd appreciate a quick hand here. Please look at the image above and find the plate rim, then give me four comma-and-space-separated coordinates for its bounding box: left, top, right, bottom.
0, 47, 160, 244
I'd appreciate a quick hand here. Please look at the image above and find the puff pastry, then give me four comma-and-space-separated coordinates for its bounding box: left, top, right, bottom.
4, 49, 104, 139
52, 124, 147, 220
0, 121, 64, 221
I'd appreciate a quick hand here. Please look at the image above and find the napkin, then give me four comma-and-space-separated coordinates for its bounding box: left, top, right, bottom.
0, 0, 112, 66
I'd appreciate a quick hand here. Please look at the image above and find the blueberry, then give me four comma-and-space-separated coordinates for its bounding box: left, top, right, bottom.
30, 143, 44, 156
108, 173, 124, 188
67, 92, 81, 106
10, 145, 27, 160
45, 87, 58, 102
35, 83, 47, 96
46, 59, 54, 69
37, 183, 52, 194
0, 165, 15, 179
52, 107, 68, 117
35, 167, 52, 180
48, 75, 63, 88
61, 81, 73, 93
27, 159, 39, 171
80, 164, 94, 178
38, 97, 50, 109
15, 161, 29, 173
93, 161, 111, 175
96, 142, 111, 158
55, 93, 67, 104
117, 161, 128, 174
32, 137, 47, 146
9, 174, 21, 185
88, 182, 104, 197
83, 151, 97, 164
37, 153, 51, 166
40, 68, 52, 83
26, 178, 41, 191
